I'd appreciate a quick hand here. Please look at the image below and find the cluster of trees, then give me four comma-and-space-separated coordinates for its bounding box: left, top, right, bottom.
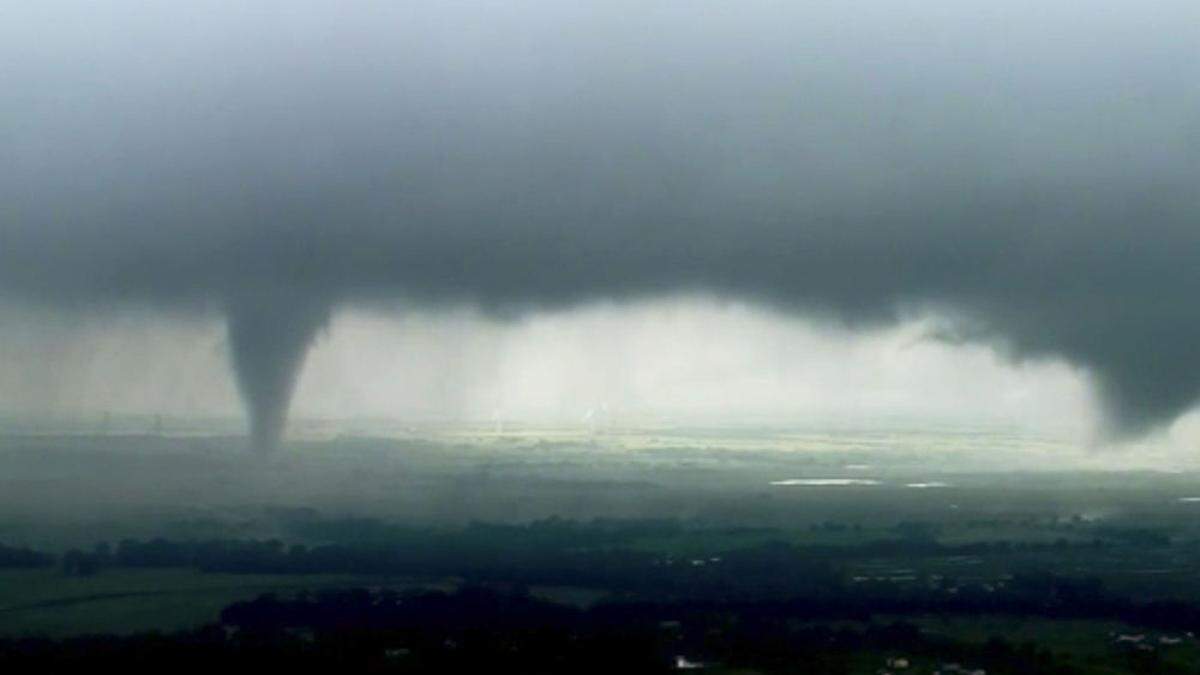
36, 523, 1200, 637
0, 543, 53, 569
828, 573, 1200, 634
1, 587, 1154, 674
61, 535, 840, 598
57, 533, 1123, 581
1092, 526, 1172, 547
34, 512, 1179, 581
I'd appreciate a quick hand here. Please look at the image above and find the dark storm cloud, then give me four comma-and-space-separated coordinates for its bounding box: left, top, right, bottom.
3, 1, 1199, 447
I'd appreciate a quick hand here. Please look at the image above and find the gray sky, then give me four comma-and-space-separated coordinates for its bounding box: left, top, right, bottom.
2, 1, 1199, 444
0, 300, 1093, 428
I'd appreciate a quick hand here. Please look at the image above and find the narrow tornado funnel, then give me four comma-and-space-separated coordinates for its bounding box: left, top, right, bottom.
226, 291, 330, 453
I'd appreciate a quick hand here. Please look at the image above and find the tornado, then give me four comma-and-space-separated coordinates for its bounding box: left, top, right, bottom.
3, 2, 1200, 449
225, 291, 330, 453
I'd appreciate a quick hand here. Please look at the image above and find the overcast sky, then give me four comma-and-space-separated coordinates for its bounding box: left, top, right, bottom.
2, 2, 1199, 448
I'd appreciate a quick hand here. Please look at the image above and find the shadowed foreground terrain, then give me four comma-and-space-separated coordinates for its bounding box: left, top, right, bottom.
4, 427, 1200, 672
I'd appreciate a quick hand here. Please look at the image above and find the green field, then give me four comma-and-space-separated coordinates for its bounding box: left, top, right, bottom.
0, 569, 449, 637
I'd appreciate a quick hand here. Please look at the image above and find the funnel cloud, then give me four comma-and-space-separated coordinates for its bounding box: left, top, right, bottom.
2, 2, 1200, 447
226, 291, 329, 452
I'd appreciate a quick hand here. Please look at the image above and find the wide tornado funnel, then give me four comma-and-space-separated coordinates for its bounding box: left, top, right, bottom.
226, 291, 330, 453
